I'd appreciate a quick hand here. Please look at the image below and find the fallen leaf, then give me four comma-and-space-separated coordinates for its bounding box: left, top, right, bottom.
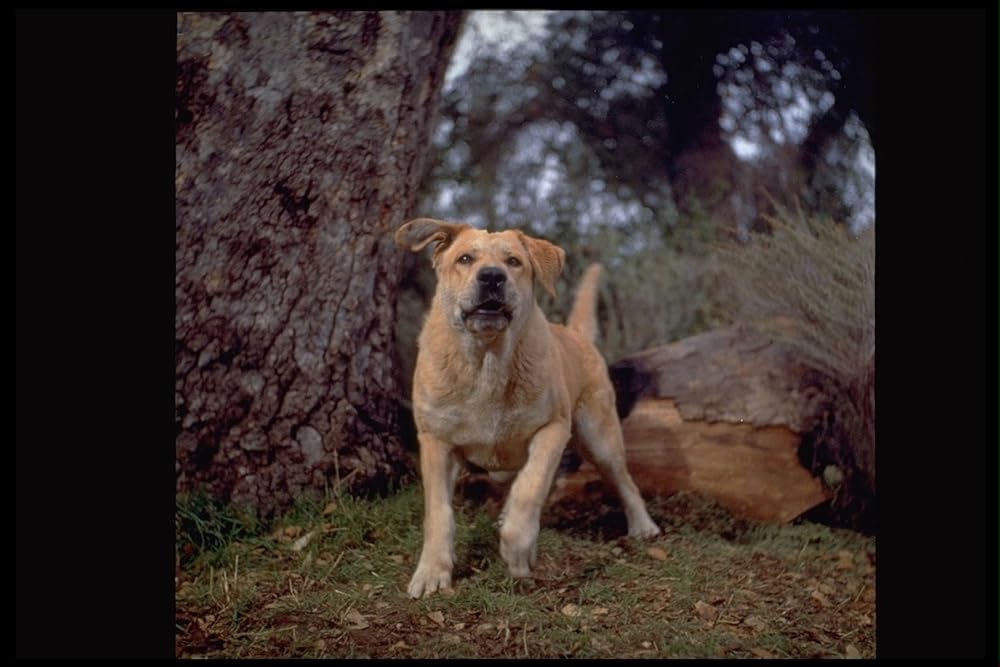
361, 583, 372, 592
641, 641, 652, 649
561, 603, 582, 618
694, 600, 718, 621
322, 502, 337, 516
443, 634, 462, 644
453, 622, 465, 630
743, 615, 766, 632
646, 546, 668, 561
653, 583, 672, 598
440, 587, 457, 598
390, 640, 409, 651
858, 614, 872, 626
844, 644, 861, 659
836, 550, 854, 569
591, 637, 610, 651
591, 606, 609, 616
290, 530, 316, 552
810, 589, 831, 607
344, 608, 369, 630
750, 647, 774, 658
427, 610, 445, 626
284, 525, 303, 538
389, 554, 405, 564
314, 638, 326, 652
611, 547, 623, 556
475, 623, 495, 635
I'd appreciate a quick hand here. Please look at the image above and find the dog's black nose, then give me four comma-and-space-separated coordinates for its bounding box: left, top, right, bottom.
477, 267, 507, 289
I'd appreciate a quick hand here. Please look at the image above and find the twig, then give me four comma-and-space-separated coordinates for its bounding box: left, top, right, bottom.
208, 567, 220, 607
221, 568, 232, 606
712, 591, 736, 628
335, 468, 360, 494
232, 625, 298, 638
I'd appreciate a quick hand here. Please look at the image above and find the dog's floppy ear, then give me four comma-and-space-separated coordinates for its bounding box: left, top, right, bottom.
395, 218, 471, 266
517, 231, 565, 298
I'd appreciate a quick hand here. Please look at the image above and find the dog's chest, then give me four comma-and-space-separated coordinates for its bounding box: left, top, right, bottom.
421, 397, 545, 471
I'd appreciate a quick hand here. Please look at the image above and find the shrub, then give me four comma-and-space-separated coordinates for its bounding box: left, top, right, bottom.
717, 196, 875, 530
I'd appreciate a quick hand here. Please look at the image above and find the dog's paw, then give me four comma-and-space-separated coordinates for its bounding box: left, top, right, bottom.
407, 562, 453, 599
499, 526, 538, 578
627, 515, 662, 539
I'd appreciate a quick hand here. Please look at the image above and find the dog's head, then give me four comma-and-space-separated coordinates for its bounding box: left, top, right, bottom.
395, 218, 565, 337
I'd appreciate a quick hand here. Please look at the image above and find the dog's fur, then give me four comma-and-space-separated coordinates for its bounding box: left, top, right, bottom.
395, 218, 660, 598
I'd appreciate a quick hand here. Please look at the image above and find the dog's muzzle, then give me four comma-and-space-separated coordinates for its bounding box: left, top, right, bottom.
462, 267, 513, 334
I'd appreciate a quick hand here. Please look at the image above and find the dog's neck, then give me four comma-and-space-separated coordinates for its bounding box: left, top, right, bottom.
424, 302, 549, 399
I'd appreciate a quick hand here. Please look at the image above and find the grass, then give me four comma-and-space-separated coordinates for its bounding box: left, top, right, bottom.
176, 479, 875, 658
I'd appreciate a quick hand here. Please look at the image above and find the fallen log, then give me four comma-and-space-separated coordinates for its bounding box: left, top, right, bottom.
550, 322, 834, 523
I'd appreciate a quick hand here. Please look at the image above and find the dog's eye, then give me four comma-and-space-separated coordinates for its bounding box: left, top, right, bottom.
457, 254, 474, 265
506, 256, 522, 268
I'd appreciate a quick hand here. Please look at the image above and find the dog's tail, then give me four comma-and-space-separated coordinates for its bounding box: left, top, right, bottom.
566, 263, 604, 343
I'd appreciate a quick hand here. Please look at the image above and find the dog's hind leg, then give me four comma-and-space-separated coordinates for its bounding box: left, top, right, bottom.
573, 386, 661, 538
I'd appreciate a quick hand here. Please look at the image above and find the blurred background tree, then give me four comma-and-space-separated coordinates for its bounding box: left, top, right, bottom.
402, 8, 875, 367
400, 10, 875, 529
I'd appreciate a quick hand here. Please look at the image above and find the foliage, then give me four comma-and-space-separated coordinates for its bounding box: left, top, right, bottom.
418, 10, 875, 237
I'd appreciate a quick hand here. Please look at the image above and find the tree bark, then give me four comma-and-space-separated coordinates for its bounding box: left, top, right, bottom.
175, 11, 464, 516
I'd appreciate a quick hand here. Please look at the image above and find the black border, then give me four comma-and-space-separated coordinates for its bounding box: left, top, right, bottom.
15, 9, 177, 659
13, 8, 997, 660
872, 7, 995, 660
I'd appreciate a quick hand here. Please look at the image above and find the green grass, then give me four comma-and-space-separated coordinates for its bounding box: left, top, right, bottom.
176, 483, 875, 658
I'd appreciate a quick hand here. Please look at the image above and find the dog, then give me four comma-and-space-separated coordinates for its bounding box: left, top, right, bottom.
395, 218, 660, 598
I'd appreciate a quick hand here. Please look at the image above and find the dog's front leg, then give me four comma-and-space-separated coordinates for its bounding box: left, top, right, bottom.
499, 420, 571, 578
408, 432, 461, 598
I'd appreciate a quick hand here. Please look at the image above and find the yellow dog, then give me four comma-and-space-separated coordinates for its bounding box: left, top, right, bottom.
395, 218, 660, 598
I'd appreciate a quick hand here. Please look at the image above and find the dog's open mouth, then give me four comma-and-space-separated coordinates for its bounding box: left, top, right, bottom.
462, 299, 512, 333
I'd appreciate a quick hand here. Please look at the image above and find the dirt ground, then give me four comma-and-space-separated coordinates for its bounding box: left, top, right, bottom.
175, 482, 875, 658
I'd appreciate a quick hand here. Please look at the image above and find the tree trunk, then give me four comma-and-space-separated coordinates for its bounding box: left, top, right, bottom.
175, 11, 464, 516
549, 322, 841, 523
